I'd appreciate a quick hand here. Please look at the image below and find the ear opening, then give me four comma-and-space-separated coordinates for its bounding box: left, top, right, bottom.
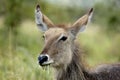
88, 8, 93, 23
35, 4, 55, 32
79, 8, 93, 32
70, 8, 93, 36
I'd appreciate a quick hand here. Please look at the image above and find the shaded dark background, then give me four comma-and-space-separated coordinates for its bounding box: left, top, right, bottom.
0, 0, 120, 80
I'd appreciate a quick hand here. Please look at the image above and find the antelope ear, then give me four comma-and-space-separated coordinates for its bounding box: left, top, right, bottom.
70, 8, 93, 36
35, 4, 55, 32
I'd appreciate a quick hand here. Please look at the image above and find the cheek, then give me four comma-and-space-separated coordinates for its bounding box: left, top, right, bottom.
47, 42, 72, 66
52, 52, 72, 68
56, 44, 72, 65
48, 45, 59, 58
48, 45, 61, 61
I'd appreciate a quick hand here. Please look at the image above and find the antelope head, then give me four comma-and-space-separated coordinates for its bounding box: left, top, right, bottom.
35, 4, 93, 68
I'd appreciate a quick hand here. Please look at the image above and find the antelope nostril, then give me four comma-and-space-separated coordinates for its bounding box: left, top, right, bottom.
38, 55, 48, 65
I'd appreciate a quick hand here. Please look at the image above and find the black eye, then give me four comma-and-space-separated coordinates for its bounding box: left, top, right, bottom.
42, 35, 45, 39
59, 36, 67, 41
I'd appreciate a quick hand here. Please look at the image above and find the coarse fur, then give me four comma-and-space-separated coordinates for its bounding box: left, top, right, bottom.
54, 42, 86, 80
35, 4, 120, 80
54, 40, 120, 80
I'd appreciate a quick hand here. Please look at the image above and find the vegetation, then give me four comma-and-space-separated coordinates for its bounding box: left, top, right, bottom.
0, 0, 120, 80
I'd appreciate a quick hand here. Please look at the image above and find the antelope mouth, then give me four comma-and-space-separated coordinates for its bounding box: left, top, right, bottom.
38, 54, 54, 66
39, 59, 54, 66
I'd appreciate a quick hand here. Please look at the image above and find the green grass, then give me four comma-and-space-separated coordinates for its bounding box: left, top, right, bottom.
0, 20, 120, 80
0, 20, 53, 80
79, 24, 120, 67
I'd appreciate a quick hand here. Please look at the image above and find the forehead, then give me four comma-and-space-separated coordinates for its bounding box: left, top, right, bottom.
44, 28, 67, 37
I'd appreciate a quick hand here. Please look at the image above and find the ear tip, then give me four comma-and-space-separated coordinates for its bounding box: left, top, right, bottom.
90, 8, 93, 12
36, 4, 40, 9
88, 8, 93, 15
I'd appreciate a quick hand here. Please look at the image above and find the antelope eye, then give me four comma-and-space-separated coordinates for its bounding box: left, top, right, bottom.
42, 35, 45, 39
59, 36, 67, 41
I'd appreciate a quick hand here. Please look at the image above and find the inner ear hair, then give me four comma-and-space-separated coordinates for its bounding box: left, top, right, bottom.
69, 8, 93, 35
35, 4, 55, 31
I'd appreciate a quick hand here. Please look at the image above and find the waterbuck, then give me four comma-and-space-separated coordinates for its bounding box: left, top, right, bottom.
35, 4, 120, 80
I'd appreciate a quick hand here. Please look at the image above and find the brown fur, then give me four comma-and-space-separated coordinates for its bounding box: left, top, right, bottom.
35, 5, 120, 80
43, 14, 55, 28
40, 26, 120, 80
55, 42, 86, 80
55, 41, 120, 80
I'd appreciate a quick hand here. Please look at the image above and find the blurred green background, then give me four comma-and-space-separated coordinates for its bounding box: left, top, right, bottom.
0, 0, 120, 80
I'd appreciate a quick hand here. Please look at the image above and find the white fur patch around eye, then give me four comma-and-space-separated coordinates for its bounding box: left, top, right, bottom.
35, 9, 48, 31
57, 34, 64, 41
